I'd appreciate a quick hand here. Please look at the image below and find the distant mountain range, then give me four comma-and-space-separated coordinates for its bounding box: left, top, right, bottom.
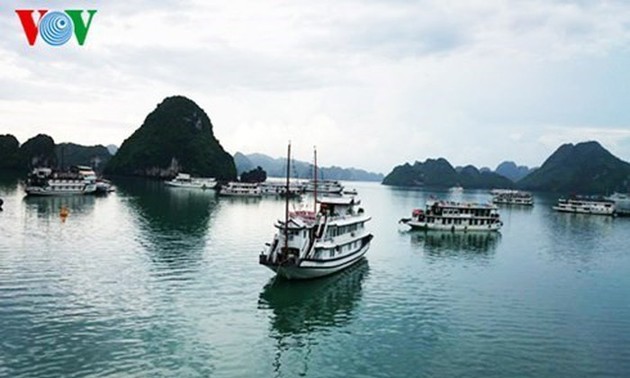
0, 134, 113, 173
383, 141, 630, 194
382, 158, 513, 189
495, 161, 535, 182
234, 152, 384, 182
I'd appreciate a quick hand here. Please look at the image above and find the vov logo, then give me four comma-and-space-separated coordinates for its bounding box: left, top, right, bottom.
16, 9, 97, 46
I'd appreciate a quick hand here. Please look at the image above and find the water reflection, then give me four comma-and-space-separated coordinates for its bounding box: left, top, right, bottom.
542, 210, 615, 264
22, 194, 96, 220
115, 178, 217, 268
551, 211, 614, 230
409, 231, 501, 258
258, 260, 369, 376
0, 171, 21, 194
218, 196, 261, 205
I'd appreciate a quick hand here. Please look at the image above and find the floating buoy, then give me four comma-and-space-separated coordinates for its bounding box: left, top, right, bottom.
60, 205, 69, 222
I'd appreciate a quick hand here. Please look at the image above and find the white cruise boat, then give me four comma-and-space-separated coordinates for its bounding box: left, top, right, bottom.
304, 179, 344, 195
490, 188, 515, 195
260, 196, 373, 279
259, 144, 372, 279
553, 198, 615, 215
400, 199, 503, 232
492, 190, 534, 206
25, 167, 97, 196
218, 182, 262, 197
260, 181, 304, 197
165, 173, 217, 190
606, 193, 630, 216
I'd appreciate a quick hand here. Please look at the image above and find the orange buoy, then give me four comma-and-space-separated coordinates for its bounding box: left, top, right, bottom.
60, 205, 69, 222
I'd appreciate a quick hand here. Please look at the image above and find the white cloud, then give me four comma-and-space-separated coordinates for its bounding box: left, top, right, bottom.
538, 126, 630, 150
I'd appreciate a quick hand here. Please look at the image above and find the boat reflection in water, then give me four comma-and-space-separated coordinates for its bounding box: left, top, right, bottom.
22, 194, 96, 220
258, 259, 369, 375
410, 231, 501, 258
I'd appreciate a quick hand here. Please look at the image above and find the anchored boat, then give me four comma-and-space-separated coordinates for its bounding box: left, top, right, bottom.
259, 145, 373, 279
606, 193, 630, 216
492, 190, 534, 206
218, 182, 262, 197
400, 199, 503, 232
304, 179, 344, 195
25, 167, 98, 196
165, 173, 217, 190
553, 197, 614, 216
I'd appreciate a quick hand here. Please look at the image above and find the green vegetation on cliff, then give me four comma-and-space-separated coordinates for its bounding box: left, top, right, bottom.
1, 134, 113, 173
20, 134, 57, 169
56, 143, 112, 173
240, 166, 267, 183
0, 134, 21, 170
105, 96, 236, 180
382, 158, 513, 189
518, 141, 630, 194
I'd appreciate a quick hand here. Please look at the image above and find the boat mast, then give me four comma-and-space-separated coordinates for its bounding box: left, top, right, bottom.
284, 142, 291, 254
313, 146, 317, 212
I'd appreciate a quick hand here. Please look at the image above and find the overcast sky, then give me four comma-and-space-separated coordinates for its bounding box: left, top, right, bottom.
2, 0, 630, 173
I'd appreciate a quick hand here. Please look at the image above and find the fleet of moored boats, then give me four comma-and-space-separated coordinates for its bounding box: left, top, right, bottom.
1, 162, 627, 281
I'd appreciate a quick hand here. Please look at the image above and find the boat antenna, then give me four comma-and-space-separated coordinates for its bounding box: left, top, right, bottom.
313, 146, 317, 213
284, 141, 291, 255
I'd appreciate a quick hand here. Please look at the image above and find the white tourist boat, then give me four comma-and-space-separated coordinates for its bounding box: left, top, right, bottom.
218, 181, 262, 197
304, 179, 344, 195
492, 190, 534, 206
400, 199, 503, 231
490, 188, 515, 195
259, 145, 373, 279
260, 180, 304, 197
553, 198, 615, 215
25, 167, 98, 196
606, 193, 630, 216
165, 173, 216, 190
260, 196, 373, 279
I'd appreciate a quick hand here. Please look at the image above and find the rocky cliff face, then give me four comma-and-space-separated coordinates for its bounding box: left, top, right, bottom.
105, 96, 236, 180
0, 134, 21, 170
19, 134, 57, 169
518, 141, 630, 194
56, 143, 112, 173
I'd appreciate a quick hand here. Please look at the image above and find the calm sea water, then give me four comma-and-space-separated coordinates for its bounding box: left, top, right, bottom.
1, 175, 629, 377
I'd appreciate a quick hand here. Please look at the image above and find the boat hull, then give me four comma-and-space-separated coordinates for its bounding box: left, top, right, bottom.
261, 239, 371, 280
407, 221, 502, 232
165, 181, 216, 189
493, 199, 533, 206
552, 206, 614, 216
25, 186, 97, 196
218, 192, 262, 198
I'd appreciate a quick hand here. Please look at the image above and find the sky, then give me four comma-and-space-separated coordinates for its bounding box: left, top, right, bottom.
2, 0, 630, 174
